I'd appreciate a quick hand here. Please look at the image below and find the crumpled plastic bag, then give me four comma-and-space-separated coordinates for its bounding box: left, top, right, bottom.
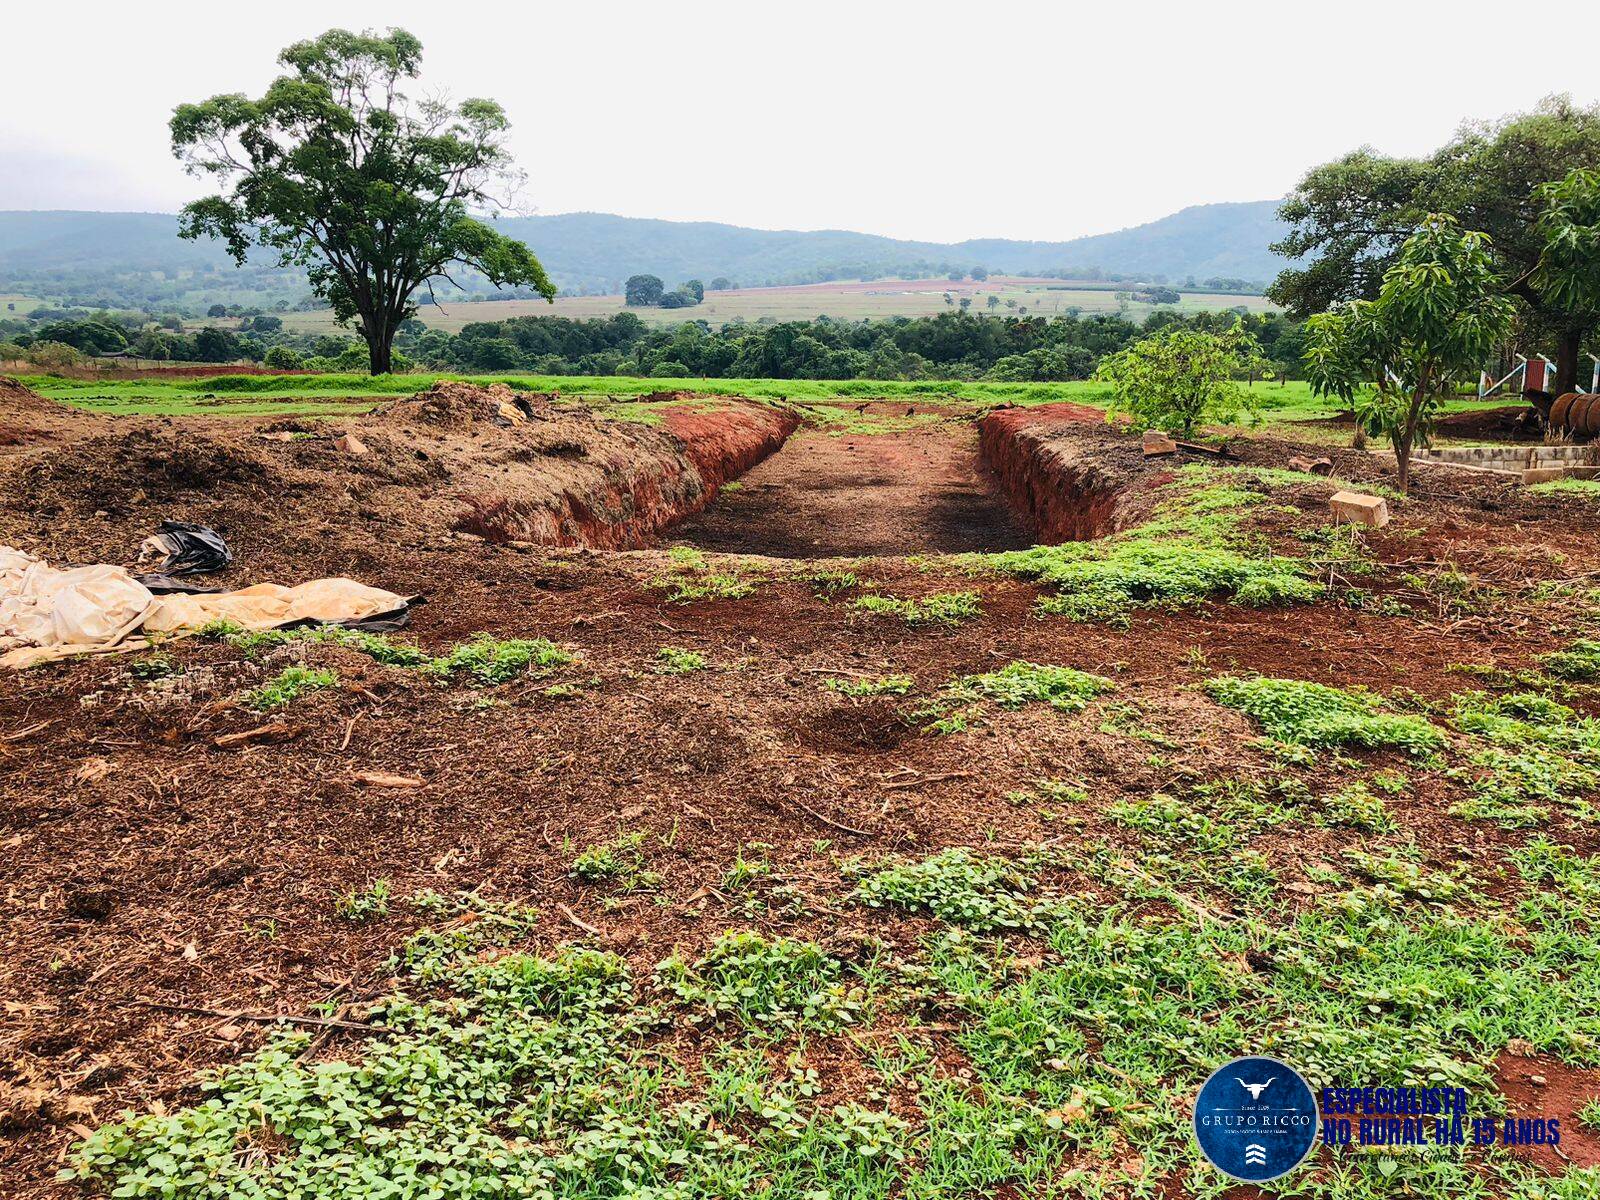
136, 520, 233, 577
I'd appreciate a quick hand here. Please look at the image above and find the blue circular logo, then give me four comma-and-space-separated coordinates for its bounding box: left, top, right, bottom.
1193, 1055, 1318, 1182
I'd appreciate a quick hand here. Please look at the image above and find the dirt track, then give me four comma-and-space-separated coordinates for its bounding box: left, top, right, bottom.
668, 424, 1033, 557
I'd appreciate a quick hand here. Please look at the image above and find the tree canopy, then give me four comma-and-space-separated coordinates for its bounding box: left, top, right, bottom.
1270, 96, 1600, 393
170, 27, 554, 373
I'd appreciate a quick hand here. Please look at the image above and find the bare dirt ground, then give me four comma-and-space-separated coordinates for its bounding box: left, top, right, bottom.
3, 380, 1600, 1197
667, 420, 1032, 558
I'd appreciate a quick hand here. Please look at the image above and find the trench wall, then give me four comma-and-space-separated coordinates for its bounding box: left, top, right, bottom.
455, 401, 797, 549
977, 403, 1130, 542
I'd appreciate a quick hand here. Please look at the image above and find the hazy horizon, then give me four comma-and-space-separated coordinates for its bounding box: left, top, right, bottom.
3, 0, 1598, 244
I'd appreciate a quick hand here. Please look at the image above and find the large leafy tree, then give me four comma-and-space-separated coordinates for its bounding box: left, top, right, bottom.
1271, 96, 1600, 395
1304, 216, 1515, 493
170, 28, 554, 374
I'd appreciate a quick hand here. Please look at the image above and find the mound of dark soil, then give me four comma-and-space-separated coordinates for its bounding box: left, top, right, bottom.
0, 376, 86, 447
380, 381, 556, 429
0, 383, 795, 568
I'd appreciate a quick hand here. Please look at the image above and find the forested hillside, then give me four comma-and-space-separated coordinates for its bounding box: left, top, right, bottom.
0, 201, 1285, 311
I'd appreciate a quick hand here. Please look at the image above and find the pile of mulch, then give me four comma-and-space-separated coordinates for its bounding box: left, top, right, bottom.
0, 382, 795, 569
379, 381, 556, 429
0, 376, 92, 448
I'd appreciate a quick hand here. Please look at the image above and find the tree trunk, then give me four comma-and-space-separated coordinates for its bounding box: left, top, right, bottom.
1553, 327, 1584, 396
1394, 427, 1412, 494
363, 318, 393, 376
1394, 386, 1426, 496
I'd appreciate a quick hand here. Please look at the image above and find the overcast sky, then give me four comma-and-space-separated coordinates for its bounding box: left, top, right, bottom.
3, 1, 1596, 244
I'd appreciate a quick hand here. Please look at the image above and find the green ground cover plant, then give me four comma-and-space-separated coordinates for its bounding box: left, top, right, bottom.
850, 591, 981, 626
823, 674, 914, 697
1204, 674, 1447, 755
239, 665, 337, 711
961, 466, 1324, 625
655, 646, 709, 674
60, 831, 1600, 1200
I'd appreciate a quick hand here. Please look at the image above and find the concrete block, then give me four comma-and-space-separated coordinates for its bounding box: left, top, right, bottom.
1330, 490, 1390, 528
1522, 466, 1568, 484
1142, 430, 1177, 456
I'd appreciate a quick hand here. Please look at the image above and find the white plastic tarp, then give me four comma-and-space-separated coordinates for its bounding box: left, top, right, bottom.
0, 546, 411, 669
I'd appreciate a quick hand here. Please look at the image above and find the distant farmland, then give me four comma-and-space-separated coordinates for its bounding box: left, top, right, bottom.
271, 276, 1275, 334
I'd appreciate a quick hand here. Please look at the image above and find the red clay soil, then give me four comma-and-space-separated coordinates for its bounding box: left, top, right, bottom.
1492, 1052, 1600, 1172
667, 425, 1034, 557
5, 383, 1600, 1196
0, 381, 796, 558
978, 402, 1149, 539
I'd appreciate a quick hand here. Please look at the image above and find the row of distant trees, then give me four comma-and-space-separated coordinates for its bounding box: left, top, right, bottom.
0, 306, 1308, 385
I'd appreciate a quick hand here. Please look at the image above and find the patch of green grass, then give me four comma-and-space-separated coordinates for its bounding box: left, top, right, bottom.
1320, 784, 1397, 832
1526, 477, 1600, 498
59, 832, 1600, 1200
424, 635, 572, 685
224, 624, 431, 667
1205, 674, 1447, 756
333, 879, 391, 922
388, 889, 542, 980
662, 572, 754, 602
1579, 1098, 1600, 1132
651, 548, 758, 602
851, 590, 981, 626
962, 467, 1323, 625
721, 842, 773, 891
823, 674, 914, 697
215, 624, 573, 690
1103, 792, 1278, 904
801, 568, 861, 595
850, 847, 1058, 931
1341, 845, 1470, 903
947, 661, 1113, 713
569, 832, 659, 891
655, 646, 708, 674
656, 930, 861, 1031
1542, 638, 1600, 682
1449, 691, 1600, 824
239, 666, 337, 711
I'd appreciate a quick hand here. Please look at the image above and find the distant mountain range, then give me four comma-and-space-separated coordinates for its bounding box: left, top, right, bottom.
0, 201, 1289, 311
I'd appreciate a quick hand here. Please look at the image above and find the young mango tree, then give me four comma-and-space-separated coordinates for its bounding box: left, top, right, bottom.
1093, 322, 1266, 437
1305, 215, 1515, 493
171, 29, 554, 374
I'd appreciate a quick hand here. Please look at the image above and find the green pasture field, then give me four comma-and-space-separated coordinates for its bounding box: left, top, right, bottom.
17, 372, 1516, 442
0, 293, 47, 318
259, 277, 1276, 335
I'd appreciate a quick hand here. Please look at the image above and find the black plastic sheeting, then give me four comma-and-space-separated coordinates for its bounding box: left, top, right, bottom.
139, 521, 233, 577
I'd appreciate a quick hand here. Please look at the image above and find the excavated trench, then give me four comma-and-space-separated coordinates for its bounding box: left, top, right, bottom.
0, 380, 1139, 570
666, 401, 1138, 559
